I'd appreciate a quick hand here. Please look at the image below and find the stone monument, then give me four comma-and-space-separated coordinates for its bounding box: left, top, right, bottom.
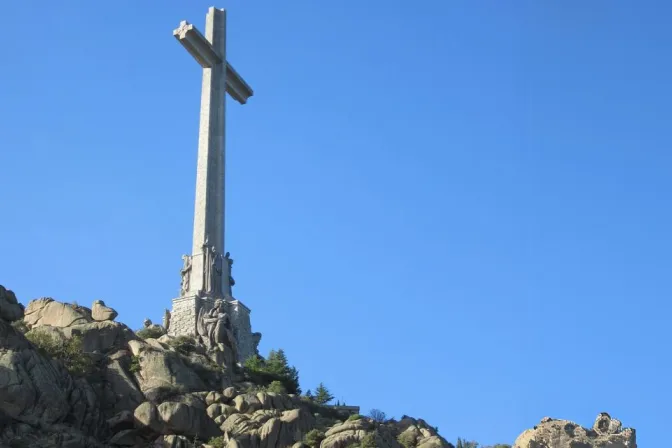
168, 7, 261, 363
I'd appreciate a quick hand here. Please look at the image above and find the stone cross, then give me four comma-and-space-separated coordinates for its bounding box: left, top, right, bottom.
173, 7, 253, 298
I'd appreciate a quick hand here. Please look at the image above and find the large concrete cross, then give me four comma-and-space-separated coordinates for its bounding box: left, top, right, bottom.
174, 7, 253, 298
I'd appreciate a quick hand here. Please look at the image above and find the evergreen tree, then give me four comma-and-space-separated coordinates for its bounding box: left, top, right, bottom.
305, 389, 313, 400
314, 383, 334, 405
456, 438, 479, 448
266, 349, 289, 375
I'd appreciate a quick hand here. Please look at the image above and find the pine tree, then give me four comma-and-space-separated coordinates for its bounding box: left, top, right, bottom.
305, 389, 313, 400
314, 383, 334, 405
266, 349, 289, 376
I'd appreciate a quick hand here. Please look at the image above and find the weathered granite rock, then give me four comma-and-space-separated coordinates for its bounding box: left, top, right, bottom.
153, 434, 193, 448
0, 422, 107, 448
92, 299, 118, 321
157, 400, 222, 439
396, 415, 451, 448
130, 343, 207, 399
0, 285, 24, 322
223, 386, 238, 399
108, 428, 142, 446
219, 407, 314, 448
29, 320, 138, 355
104, 355, 146, 415
107, 410, 135, 433
0, 316, 109, 443
513, 414, 637, 448
24, 297, 92, 328
321, 419, 374, 448
134, 401, 167, 435
0, 319, 76, 425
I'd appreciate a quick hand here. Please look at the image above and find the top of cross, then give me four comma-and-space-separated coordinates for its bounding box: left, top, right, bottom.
173, 21, 193, 40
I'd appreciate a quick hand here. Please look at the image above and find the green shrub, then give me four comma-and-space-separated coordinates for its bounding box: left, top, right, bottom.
369, 408, 386, 423
360, 433, 377, 448
136, 326, 165, 340
398, 431, 417, 448
304, 429, 326, 447
206, 436, 226, 448
267, 380, 287, 394
456, 438, 479, 448
26, 331, 94, 377
129, 355, 141, 373
10, 320, 28, 334
347, 414, 362, 421
167, 335, 197, 354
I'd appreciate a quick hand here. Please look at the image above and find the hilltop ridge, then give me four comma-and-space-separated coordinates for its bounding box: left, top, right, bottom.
0, 285, 636, 448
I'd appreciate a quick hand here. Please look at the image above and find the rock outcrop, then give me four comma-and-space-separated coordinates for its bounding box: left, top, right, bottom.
514, 413, 637, 448
0, 285, 638, 448
92, 299, 118, 321
0, 285, 24, 322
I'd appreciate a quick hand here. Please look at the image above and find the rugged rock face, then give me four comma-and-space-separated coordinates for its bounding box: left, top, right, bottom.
513, 414, 637, 448
0, 285, 24, 322
0, 285, 638, 448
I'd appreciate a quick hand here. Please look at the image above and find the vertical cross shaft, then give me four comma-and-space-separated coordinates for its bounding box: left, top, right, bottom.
191, 8, 226, 296
170, 7, 259, 362
173, 7, 253, 298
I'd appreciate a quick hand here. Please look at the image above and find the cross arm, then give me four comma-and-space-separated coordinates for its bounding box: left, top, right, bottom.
174, 20, 254, 105
173, 21, 222, 68
225, 62, 253, 104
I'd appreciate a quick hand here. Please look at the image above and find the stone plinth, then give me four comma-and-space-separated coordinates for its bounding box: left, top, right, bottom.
168, 295, 200, 337
226, 299, 260, 362
169, 294, 260, 363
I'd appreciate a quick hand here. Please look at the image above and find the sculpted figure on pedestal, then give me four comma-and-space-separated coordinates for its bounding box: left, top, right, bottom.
224, 252, 235, 296
180, 255, 192, 296
196, 299, 238, 364
163, 309, 171, 332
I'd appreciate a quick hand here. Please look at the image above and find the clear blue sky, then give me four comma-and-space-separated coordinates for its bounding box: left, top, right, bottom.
0, 1, 667, 446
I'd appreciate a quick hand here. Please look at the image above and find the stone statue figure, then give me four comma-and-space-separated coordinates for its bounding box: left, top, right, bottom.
212, 249, 223, 295
224, 252, 235, 296
163, 309, 171, 332
180, 255, 192, 296
196, 299, 238, 362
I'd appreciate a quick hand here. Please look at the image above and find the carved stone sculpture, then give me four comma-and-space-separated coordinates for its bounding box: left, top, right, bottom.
180, 255, 192, 296
196, 299, 238, 364
212, 249, 222, 295
224, 252, 235, 296
163, 309, 171, 332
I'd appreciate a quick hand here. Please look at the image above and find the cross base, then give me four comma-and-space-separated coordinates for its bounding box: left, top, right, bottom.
168, 293, 260, 363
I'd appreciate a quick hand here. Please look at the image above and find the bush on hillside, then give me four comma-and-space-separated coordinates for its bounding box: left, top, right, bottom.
456, 438, 479, 448
398, 431, 417, 448
136, 325, 165, 340
167, 335, 197, 355
25, 331, 94, 377
10, 320, 28, 334
304, 429, 326, 447
267, 380, 287, 394
369, 408, 386, 423
206, 436, 226, 448
347, 414, 362, 422
129, 355, 141, 373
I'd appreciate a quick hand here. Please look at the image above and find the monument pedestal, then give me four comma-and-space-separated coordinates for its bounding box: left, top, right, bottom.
169, 293, 260, 363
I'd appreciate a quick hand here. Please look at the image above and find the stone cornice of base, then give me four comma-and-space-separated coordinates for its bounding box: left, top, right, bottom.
226, 297, 251, 313
172, 294, 201, 303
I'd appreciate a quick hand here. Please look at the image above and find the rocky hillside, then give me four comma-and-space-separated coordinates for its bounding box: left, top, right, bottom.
0, 285, 637, 448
